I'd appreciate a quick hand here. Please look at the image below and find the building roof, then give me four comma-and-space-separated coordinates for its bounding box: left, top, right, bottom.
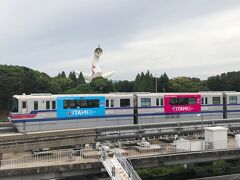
204, 126, 228, 131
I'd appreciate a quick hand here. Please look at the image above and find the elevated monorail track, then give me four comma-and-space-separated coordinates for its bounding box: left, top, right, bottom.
0, 122, 12, 128
0, 122, 16, 134
95, 118, 240, 141
0, 118, 240, 153
0, 128, 95, 153
96, 118, 240, 132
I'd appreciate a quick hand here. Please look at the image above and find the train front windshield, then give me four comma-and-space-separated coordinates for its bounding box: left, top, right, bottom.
10, 97, 18, 113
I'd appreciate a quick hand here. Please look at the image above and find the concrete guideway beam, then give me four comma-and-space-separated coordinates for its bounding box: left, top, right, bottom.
0, 118, 240, 153
0, 128, 95, 142
1, 148, 240, 179
129, 149, 240, 169
0, 129, 95, 153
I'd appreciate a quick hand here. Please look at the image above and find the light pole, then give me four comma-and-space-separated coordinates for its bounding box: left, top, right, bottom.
197, 114, 204, 151
155, 75, 158, 93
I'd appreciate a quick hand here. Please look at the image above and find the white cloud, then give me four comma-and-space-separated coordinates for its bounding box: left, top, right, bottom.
1, 1, 240, 80
99, 7, 240, 79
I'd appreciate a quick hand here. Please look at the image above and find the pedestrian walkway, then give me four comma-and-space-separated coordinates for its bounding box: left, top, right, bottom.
100, 149, 142, 180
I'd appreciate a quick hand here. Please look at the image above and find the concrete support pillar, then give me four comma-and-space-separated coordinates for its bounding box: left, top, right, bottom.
184, 163, 195, 169
0, 153, 2, 166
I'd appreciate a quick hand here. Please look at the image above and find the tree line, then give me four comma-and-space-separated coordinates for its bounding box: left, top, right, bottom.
0, 64, 240, 113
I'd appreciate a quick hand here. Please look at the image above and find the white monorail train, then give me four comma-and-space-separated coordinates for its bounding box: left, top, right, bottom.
9, 91, 240, 132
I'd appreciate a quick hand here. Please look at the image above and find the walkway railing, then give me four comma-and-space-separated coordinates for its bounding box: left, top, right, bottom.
0, 149, 97, 170
0, 139, 238, 171
100, 151, 126, 180
115, 151, 142, 180
100, 149, 142, 180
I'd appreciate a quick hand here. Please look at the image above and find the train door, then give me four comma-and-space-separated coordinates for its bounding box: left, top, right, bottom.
21, 100, 28, 114
133, 94, 138, 124
223, 93, 227, 119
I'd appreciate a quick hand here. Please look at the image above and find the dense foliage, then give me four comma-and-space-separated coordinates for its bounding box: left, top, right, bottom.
0, 64, 240, 113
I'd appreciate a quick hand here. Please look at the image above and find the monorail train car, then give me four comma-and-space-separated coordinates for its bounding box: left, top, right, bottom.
136, 92, 224, 124
8, 91, 240, 132
9, 93, 134, 132
224, 92, 240, 119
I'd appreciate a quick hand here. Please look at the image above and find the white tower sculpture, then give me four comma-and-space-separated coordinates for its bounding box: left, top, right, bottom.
75, 46, 114, 81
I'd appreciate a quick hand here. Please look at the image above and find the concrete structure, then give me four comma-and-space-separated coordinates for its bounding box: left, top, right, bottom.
100, 150, 141, 180
204, 126, 228, 149
173, 138, 203, 151
1, 148, 240, 180
235, 134, 240, 148
130, 149, 240, 169
0, 128, 95, 153
1, 118, 240, 154
75, 46, 114, 81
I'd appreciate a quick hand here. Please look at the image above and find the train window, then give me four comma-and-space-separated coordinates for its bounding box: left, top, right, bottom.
201, 98, 204, 104
161, 98, 164, 106
212, 97, 220, 104
22, 101, 26, 109
141, 98, 151, 107
111, 99, 114, 107
120, 99, 130, 107
229, 96, 237, 104
63, 99, 100, 109
188, 98, 196, 105
34, 101, 38, 110
169, 97, 196, 105
64, 100, 69, 109
69, 100, 76, 108
52, 101, 56, 109
106, 99, 109, 107
85, 100, 99, 108
11, 98, 19, 112
46, 101, 50, 109
205, 98, 208, 104
170, 98, 177, 105
156, 98, 159, 106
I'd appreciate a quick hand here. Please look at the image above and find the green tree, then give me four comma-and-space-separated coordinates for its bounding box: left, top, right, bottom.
57, 71, 66, 78
68, 71, 77, 87
157, 73, 170, 92
113, 80, 134, 92
77, 72, 86, 84
169, 77, 194, 92
133, 71, 155, 92
0, 65, 52, 111
90, 77, 113, 93
69, 71, 77, 82
133, 73, 140, 91
51, 76, 73, 93
207, 75, 224, 91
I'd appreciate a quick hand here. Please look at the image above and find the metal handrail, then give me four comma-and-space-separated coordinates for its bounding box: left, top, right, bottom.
115, 151, 142, 180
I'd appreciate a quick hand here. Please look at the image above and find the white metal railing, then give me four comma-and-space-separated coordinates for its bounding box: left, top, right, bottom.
0, 149, 97, 170
100, 150, 125, 180
115, 151, 142, 180
0, 139, 238, 171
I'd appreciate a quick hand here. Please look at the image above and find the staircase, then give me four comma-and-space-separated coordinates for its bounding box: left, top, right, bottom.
100, 149, 142, 180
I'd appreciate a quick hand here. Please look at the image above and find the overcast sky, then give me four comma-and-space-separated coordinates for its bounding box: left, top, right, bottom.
1, 0, 240, 80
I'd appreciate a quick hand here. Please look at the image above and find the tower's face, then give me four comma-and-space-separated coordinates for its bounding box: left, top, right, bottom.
94, 47, 103, 57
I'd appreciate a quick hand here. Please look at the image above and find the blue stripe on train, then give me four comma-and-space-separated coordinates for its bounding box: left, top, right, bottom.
227, 110, 240, 112
138, 110, 224, 117
30, 110, 56, 114
29, 104, 225, 114
29, 107, 134, 114
29, 104, 239, 114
